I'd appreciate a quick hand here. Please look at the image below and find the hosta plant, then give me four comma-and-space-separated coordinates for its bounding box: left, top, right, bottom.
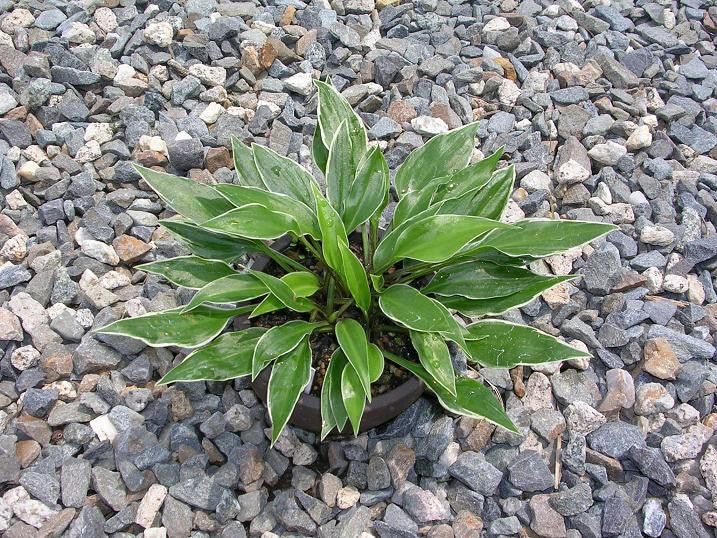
98, 80, 616, 445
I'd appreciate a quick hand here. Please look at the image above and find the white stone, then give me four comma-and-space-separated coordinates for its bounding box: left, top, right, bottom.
199, 102, 224, 124
137, 135, 167, 154
520, 170, 551, 192
587, 141, 627, 165
501, 199, 525, 223
17, 161, 40, 182
626, 125, 652, 150
521, 71, 548, 93
0, 9, 34, 33
136, 484, 168, 528
640, 225, 674, 246
411, 116, 448, 136
483, 17, 510, 32
541, 282, 571, 307
662, 274, 688, 293
700, 444, 717, 503
144, 529, 167, 538
557, 159, 591, 184
75, 309, 95, 328
76, 140, 102, 163
94, 7, 118, 33
144, 22, 174, 47
0, 91, 17, 115
0, 31, 12, 48
11, 345, 40, 370
634, 383, 675, 416
5, 190, 27, 210
1, 234, 27, 262
114, 64, 136, 83
687, 274, 705, 305
564, 401, 606, 435
98, 270, 131, 290
283, 72, 313, 96
188, 64, 226, 87
498, 79, 521, 106
80, 240, 120, 266
63, 22, 96, 44
643, 267, 663, 293
595, 182, 612, 204
0, 497, 10, 533
662, 423, 712, 462
336, 486, 360, 509
9, 292, 48, 333
84, 123, 113, 144
0, 308, 22, 341
12, 497, 56, 528
90, 414, 118, 442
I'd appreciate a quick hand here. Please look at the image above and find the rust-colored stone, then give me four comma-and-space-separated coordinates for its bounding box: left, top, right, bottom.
112, 234, 152, 263
205, 146, 232, 172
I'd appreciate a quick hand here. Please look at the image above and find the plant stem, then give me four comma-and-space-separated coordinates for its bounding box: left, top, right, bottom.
299, 236, 323, 264
257, 244, 305, 273
362, 223, 371, 268
369, 216, 379, 268
329, 299, 354, 322
326, 276, 335, 316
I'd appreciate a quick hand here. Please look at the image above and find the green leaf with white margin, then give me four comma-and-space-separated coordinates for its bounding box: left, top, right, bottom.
253, 144, 316, 208
391, 181, 448, 230
136, 256, 236, 289
157, 328, 266, 384
439, 165, 514, 220
216, 184, 319, 239
250, 272, 320, 317
432, 146, 504, 203
368, 343, 384, 382
320, 359, 338, 440
379, 284, 466, 347
311, 183, 370, 315
436, 275, 576, 317
373, 205, 442, 271
231, 136, 265, 189
159, 219, 257, 263
344, 147, 390, 232
250, 271, 316, 314
423, 261, 571, 299
377, 215, 513, 270
335, 319, 372, 401
201, 203, 300, 240
97, 305, 252, 348
341, 362, 366, 437
338, 242, 371, 316
315, 79, 367, 166
312, 125, 329, 175
464, 320, 591, 368
325, 120, 356, 216
410, 331, 456, 397
384, 351, 518, 433
135, 165, 234, 223
182, 273, 267, 312
252, 320, 326, 380
268, 337, 312, 445
311, 182, 346, 270
394, 122, 479, 198
474, 219, 618, 258
327, 349, 349, 432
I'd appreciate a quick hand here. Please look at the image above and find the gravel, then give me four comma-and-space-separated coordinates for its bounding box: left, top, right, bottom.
0, 0, 716, 536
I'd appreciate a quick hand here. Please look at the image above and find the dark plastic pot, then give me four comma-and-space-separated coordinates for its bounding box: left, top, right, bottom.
246, 235, 425, 435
